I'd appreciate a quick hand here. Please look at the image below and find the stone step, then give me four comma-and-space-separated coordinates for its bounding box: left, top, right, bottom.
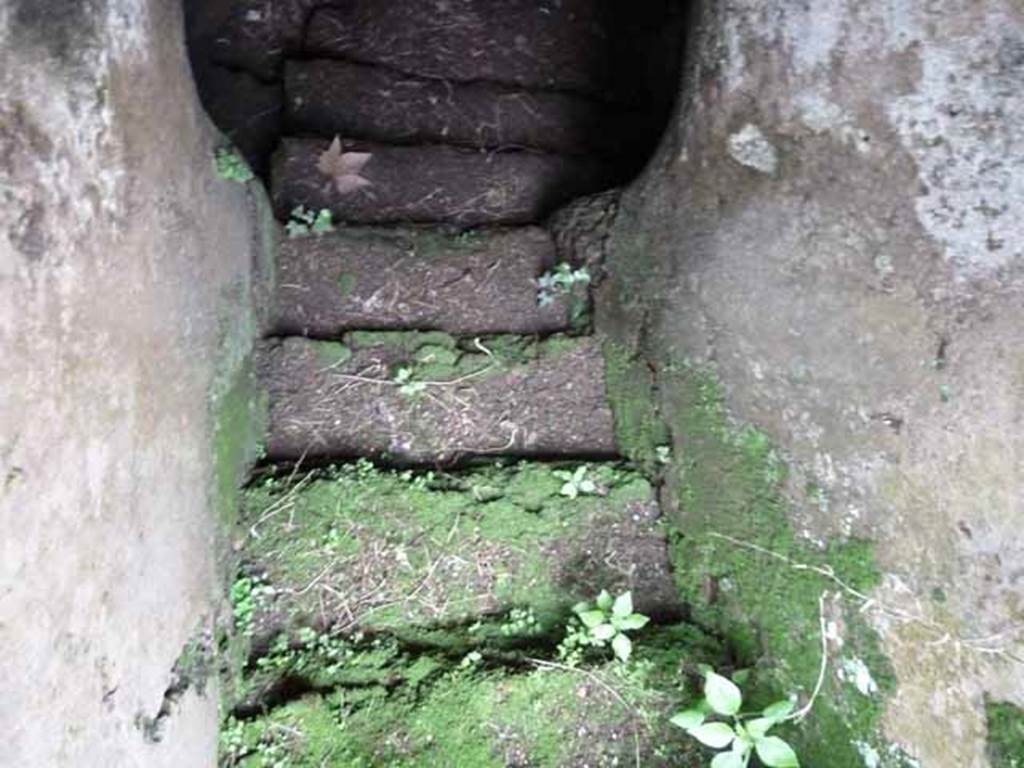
239, 460, 682, 647
257, 333, 617, 463
284, 59, 649, 157
302, 0, 683, 107
271, 138, 613, 226
209, 0, 311, 81
272, 226, 580, 337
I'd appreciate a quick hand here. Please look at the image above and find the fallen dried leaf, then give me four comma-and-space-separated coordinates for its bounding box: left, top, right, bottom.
318, 136, 372, 195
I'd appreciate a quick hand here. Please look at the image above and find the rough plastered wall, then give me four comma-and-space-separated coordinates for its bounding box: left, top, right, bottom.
0, 1, 268, 766
604, 1, 1023, 765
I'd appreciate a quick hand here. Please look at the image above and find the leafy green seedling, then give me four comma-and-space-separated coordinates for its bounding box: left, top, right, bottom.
554, 465, 597, 499
671, 669, 800, 767
229, 574, 274, 638
558, 590, 649, 664
537, 263, 591, 307
214, 147, 254, 183
285, 206, 335, 238
393, 367, 427, 397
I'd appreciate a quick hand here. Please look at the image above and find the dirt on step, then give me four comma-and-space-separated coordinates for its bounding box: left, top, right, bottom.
257, 333, 618, 464
272, 138, 615, 226
272, 226, 576, 337
284, 59, 651, 158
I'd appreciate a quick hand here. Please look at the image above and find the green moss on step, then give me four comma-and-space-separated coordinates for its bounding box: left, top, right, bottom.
347, 329, 458, 353
987, 699, 1024, 767
222, 646, 708, 768
659, 364, 894, 765
336, 272, 357, 297
332, 333, 586, 389
239, 461, 653, 641
409, 227, 485, 259
316, 342, 352, 368
602, 341, 669, 471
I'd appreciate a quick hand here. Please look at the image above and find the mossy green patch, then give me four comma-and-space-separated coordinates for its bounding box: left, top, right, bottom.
316, 342, 352, 368
336, 272, 357, 297
212, 362, 267, 532
222, 646, 708, 768
987, 699, 1024, 768
347, 329, 458, 353
602, 341, 670, 471
224, 445, 725, 767
239, 460, 655, 642
658, 364, 894, 765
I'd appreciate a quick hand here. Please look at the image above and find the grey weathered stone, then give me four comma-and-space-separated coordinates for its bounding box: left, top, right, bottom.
1, 1, 271, 765
601, 2, 1024, 765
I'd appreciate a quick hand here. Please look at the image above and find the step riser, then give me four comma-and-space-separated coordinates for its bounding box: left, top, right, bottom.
304, 0, 681, 106
258, 336, 618, 464
273, 227, 575, 337
272, 138, 613, 226
284, 60, 648, 157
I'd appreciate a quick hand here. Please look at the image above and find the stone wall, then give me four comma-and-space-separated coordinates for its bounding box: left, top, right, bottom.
0, 1, 268, 765
602, 2, 1024, 765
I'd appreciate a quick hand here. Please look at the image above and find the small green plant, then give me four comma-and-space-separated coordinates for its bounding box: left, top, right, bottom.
671, 668, 800, 767
459, 650, 483, 669
254, 627, 354, 679
554, 465, 597, 499
285, 206, 335, 238
230, 574, 274, 638
218, 716, 247, 764
500, 607, 542, 637
393, 366, 427, 397
536, 263, 591, 307
558, 590, 649, 664
214, 147, 254, 183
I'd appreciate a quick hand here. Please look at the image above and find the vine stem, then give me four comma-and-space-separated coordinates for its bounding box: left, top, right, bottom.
707, 531, 1024, 663
787, 591, 829, 723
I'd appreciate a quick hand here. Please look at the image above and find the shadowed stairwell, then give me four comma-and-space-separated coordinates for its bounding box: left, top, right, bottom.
185, 2, 698, 764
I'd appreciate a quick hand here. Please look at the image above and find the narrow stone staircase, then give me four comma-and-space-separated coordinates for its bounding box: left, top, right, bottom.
211, 2, 693, 764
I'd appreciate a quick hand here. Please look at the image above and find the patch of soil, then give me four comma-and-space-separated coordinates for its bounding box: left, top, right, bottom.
272, 226, 574, 337
256, 334, 618, 463
271, 138, 615, 225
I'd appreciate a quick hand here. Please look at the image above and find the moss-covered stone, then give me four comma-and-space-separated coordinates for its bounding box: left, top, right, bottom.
212, 362, 267, 533
221, 633, 713, 768
239, 460, 678, 645
220, 454, 735, 767
987, 699, 1024, 768
602, 340, 670, 471
656, 364, 897, 766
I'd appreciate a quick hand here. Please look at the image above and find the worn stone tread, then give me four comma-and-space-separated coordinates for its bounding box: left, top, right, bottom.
257, 333, 617, 463
240, 461, 683, 647
272, 226, 577, 337
272, 138, 613, 226
284, 59, 648, 157
303, 0, 683, 106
